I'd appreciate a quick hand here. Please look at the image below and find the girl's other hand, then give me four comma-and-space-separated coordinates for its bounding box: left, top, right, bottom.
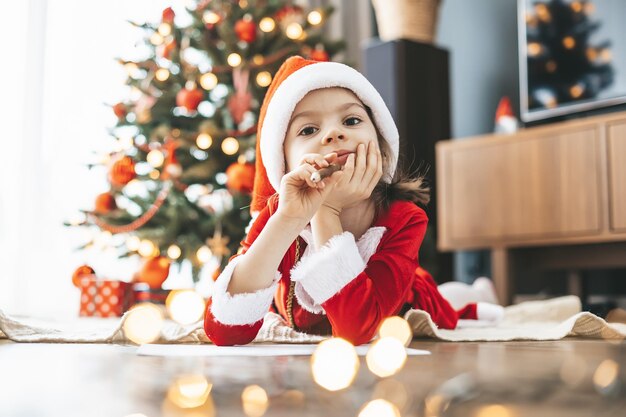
322, 140, 382, 213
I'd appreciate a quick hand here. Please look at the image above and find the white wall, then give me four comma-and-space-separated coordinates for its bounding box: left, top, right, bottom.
0, 0, 183, 319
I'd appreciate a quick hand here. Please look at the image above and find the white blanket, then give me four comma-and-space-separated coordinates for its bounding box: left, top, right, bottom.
1, 296, 624, 344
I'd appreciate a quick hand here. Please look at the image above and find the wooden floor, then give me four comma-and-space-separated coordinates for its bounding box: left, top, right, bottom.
0, 338, 624, 417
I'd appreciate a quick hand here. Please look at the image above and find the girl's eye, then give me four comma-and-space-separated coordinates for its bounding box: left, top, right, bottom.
298, 126, 317, 136
345, 117, 362, 126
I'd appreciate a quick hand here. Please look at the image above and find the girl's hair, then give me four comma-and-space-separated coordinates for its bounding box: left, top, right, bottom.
364, 105, 431, 220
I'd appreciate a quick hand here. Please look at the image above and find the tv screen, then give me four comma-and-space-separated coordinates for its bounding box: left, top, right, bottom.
518, 0, 626, 122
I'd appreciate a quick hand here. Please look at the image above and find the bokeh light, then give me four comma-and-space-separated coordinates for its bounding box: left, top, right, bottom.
358, 399, 400, 417
166, 290, 206, 325
311, 338, 359, 391
366, 337, 407, 377
378, 316, 412, 346
123, 303, 164, 344
241, 385, 269, 417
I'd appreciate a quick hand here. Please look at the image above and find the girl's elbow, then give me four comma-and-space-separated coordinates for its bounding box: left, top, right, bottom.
203, 310, 261, 346
332, 322, 379, 346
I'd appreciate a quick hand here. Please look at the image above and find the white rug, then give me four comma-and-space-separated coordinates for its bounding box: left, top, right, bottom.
0, 296, 624, 344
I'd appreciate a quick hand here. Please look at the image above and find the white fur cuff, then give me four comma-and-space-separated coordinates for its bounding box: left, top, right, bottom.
477, 302, 505, 322
290, 232, 366, 305
210, 254, 281, 326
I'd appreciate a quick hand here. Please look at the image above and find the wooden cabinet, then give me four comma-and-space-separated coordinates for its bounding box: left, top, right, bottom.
437, 111, 626, 304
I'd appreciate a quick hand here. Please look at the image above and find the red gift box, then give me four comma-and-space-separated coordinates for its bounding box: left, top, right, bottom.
78, 277, 134, 317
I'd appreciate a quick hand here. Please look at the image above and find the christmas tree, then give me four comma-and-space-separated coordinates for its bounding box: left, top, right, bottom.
66, 0, 345, 285
526, 0, 613, 110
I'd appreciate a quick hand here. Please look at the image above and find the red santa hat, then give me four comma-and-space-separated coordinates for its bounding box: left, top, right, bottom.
251, 55, 400, 215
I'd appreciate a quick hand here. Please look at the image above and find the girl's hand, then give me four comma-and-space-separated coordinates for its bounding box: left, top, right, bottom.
276, 154, 344, 224
322, 140, 383, 213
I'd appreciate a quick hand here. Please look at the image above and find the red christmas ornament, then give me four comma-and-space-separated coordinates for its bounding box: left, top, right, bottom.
226, 162, 255, 194
275, 5, 304, 22
112, 102, 127, 119
310, 45, 329, 62
162, 7, 175, 23
135, 256, 170, 289
72, 264, 95, 288
235, 14, 257, 43
161, 140, 182, 180
160, 40, 177, 60
109, 156, 136, 187
95, 192, 117, 214
176, 86, 204, 111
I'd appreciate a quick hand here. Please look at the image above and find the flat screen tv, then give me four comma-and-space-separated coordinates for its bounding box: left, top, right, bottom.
518, 0, 626, 123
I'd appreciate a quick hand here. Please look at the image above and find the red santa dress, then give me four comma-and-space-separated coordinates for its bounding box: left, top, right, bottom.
204, 193, 480, 346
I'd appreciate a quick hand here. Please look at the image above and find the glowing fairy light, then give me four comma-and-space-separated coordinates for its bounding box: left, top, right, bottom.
197, 245, 213, 263
527, 42, 542, 56
307, 10, 323, 26
167, 244, 181, 260
147, 150, 165, 167
221, 137, 239, 155
158, 23, 172, 37
203, 11, 220, 25
126, 235, 141, 251
227, 53, 242, 67
570, 83, 584, 98
241, 385, 269, 417
166, 290, 206, 325
593, 359, 619, 395
475, 404, 514, 417
563, 36, 575, 49
366, 337, 407, 377
256, 71, 272, 87
259, 17, 275, 32
196, 133, 213, 149
155, 68, 170, 81
358, 399, 400, 417
123, 303, 164, 344
378, 316, 412, 346
535, 4, 551, 22
200, 72, 218, 90
285, 22, 303, 40
167, 374, 212, 408
311, 338, 359, 391
372, 379, 410, 412
138, 239, 156, 257
150, 32, 164, 45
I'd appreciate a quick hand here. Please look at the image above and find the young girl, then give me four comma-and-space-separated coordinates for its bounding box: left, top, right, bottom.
204, 56, 502, 346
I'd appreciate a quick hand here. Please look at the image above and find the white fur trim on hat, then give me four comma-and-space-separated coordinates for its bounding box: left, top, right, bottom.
210, 254, 281, 326
260, 61, 399, 191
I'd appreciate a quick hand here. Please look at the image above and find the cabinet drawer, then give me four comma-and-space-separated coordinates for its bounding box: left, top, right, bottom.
446, 128, 602, 243
608, 122, 626, 231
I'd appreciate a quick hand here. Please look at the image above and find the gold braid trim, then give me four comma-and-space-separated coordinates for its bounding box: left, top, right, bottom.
286, 237, 300, 329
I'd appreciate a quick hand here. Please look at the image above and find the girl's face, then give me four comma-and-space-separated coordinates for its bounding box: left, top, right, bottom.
284, 87, 380, 172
